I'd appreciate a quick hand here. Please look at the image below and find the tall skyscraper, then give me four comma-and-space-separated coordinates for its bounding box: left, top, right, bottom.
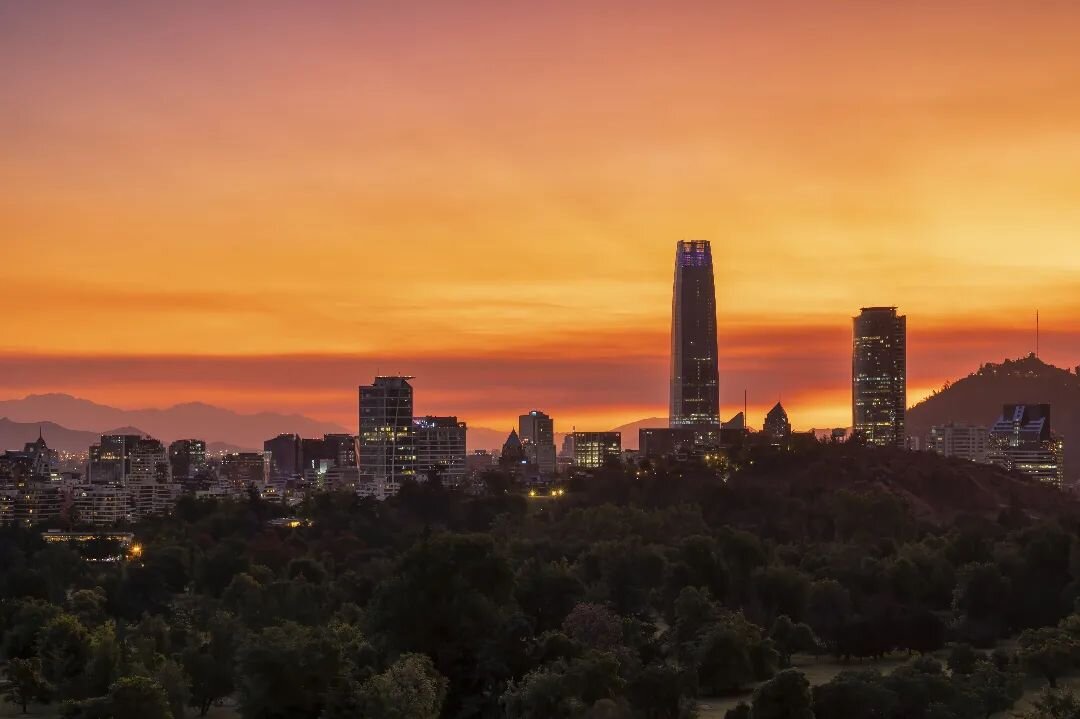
670, 240, 720, 428
852, 306, 907, 447
264, 433, 302, 480
518, 410, 557, 475
358, 376, 416, 497
168, 439, 207, 481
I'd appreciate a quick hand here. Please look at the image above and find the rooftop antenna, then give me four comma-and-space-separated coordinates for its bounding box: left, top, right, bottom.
744, 389, 748, 428
1036, 310, 1040, 358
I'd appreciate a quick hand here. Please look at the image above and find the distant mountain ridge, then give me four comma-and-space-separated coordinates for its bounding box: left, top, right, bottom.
908, 355, 1080, 476
0, 394, 348, 451
0, 418, 148, 454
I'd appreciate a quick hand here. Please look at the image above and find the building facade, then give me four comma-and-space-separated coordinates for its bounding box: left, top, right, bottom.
358, 376, 416, 497
519, 410, 557, 475
168, 439, 207, 481
988, 404, 1064, 486
928, 424, 990, 463
852, 306, 907, 447
670, 240, 720, 428
264, 434, 302, 480
413, 416, 467, 486
572, 432, 622, 469
763, 402, 792, 441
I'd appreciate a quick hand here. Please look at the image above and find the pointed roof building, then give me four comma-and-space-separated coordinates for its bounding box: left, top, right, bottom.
763, 402, 791, 440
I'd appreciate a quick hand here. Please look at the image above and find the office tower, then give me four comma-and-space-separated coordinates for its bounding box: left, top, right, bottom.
639, 428, 700, 461
928, 424, 990, 463
88, 434, 142, 484
126, 437, 176, 520
763, 402, 792, 441
264, 434, 302, 479
323, 434, 358, 468
300, 437, 334, 483
989, 404, 1064, 486
220, 452, 271, 489
519, 410, 557, 475
168, 439, 207, 480
670, 240, 720, 428
852, 306, 907, 447
500, 429, 527, 468
572, 431, 622, 469
358, 376, 416, 497
413, 416, 467, 486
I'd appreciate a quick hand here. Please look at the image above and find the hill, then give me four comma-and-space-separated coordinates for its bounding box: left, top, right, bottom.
609, 417, 669, 449
729, 442, 1078, 526
0, 418, 149, 454
907, 355, 1080, 477
0, 393, 348, 450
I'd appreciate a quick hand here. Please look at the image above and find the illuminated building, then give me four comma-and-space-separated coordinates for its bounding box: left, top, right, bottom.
300, 436, 334, 484
264, 434, 302, 479
168, 439, 207, 480
763, 403, 792, 442
358, 376, 416, 498
466, 450, 496, 475
670, 240, 720, 428
639, 427, 717, 461
852, 306, 907, 447
572, 432, 622, 469
989, 404, 1064, 486
88, 434, 141, 484
73, 484, 128, 527
413, 416, 467, 486
929, 424, 990, 463
518, 410, 557, 475
220, 452, 271, 489
324, 434, 358, 467
126, 438, 176, 520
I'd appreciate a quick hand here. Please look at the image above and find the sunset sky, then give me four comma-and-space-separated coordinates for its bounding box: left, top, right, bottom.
3, 1, 1080, 433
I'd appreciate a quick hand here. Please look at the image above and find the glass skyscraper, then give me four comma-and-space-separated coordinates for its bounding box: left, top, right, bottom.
852, 306, 907, 447
670, 240, 720, 428
358, 376, 416, 495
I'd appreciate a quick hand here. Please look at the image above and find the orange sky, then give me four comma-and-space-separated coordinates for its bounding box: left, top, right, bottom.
2, 1, 1080, 433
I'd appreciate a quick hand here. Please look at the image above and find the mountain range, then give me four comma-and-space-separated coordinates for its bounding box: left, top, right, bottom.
907, 355, 1080, 474
0, 394, 348, 451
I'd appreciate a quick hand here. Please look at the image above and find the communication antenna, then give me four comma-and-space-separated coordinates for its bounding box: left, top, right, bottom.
744, 389, 748, 428
1036, 310, 1040, 358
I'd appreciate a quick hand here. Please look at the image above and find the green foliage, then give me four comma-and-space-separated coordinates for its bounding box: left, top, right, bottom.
1019, 626, 1080, 688
36, 613, 91, 697
354, 653, 447, 719
751, 669, 814, 719
1021, 689, 1080, 719
3, 656, 51, 713
235, 622, 341, 719
109, 676, 174, 719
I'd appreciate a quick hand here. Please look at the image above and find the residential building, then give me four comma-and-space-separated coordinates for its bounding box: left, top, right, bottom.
928, 424, 990, 463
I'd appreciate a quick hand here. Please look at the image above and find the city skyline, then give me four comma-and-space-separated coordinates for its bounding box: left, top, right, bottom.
4, 2, 1080, 432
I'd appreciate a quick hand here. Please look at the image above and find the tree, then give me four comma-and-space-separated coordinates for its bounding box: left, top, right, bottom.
947, 643, 981, 676
960, 659, 1023, 718
769, 616, 820, 668
83, 621, 124, 698
3, 657, 50, 713
1021, 689, 1080, 719
36, 613, 90, 698
182, 612, 241, 716
812, 670, 898, 719
751, 669, 815, 719
109, 676, 174, 719
1018, 627, 1080, 688
155, 659, 190, 719
355, 653, 447, 719
235, 622, 340, 719
562, 603, 623, 652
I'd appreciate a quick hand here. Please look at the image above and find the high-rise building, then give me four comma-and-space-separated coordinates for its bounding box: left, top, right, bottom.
88, 434, 142, 484
519, 410, 557, 475
168, 439, 207, 480
763, 402, 792, 441
127, 438, 176, 520
989, 404, 1064, 486
572, 431, 622, 469
323, 434, 358, 468
929, 424, 990, 463
670, 240, 720, 428
852, 306, 907, 447
264, 434, 302, 479
358, 376, 416, 497
220, 452, 271, 489
413, 416, 467, 486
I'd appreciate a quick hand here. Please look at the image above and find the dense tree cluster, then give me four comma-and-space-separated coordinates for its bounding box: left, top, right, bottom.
1, 443, 1079, 717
